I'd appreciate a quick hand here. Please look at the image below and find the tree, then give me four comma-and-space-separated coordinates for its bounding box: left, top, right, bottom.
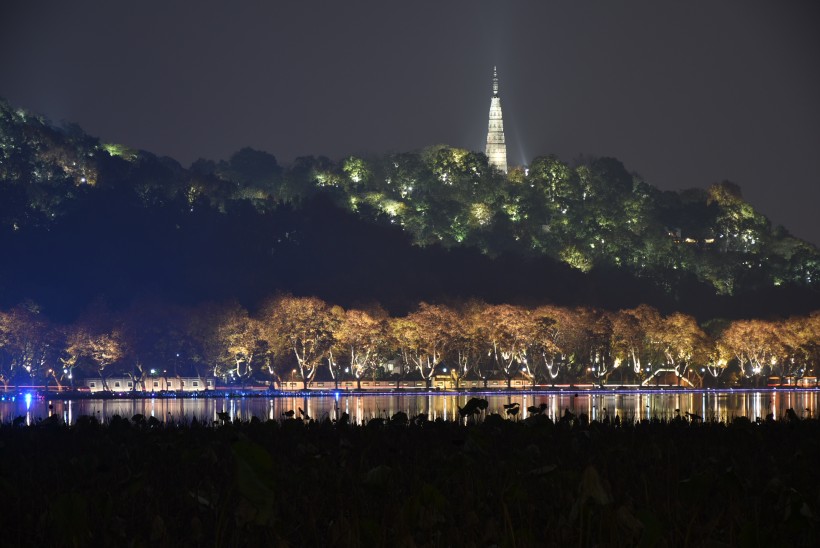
55, 328, 81, 390
323, 305, 347, 388
255, 303, 290, 387
117, 301, 196, 392
262, 295, 337, 390
628, 305, 665, 380
475, 304, 533, 388
0, 304, 54, 390
0, 309, 19, 390
610, 308, 646, 381
704, 339, 731, 382
443, 302, 487, 389
773, 315, 816, 379
183, 301, 264, 385
63, 323, 123, 391
719, 319, 781, 384
541, 307, 603, 381
529, 305, 567, 383
582, 309, 614, 383
217, 303, 263, 386
186, 302, 232, 382
806, 313, 820, 375
655, 312, 711, 385
334, 306, 390, 389
216, 147, 282, 203
391, 303, 457, 388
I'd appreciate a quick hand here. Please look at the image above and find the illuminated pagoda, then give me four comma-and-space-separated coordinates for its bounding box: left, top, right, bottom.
485, 66, 508, 173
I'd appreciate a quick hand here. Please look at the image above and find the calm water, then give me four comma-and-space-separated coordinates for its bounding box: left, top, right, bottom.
2, 390, 819, 426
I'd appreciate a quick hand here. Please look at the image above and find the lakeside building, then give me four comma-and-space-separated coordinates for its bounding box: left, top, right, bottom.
276, 370, 537, 392
85, 376, 215, 393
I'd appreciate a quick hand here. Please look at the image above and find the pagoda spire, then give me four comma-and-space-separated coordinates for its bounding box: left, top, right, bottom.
485, 66, 507, 173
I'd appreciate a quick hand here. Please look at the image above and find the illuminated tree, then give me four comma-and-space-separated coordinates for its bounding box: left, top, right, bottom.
475, 304, 533, 388
323, 305, 347, 388
341, 156, 372, 191
63, 323, 123, 392
629, 305, 665, 379
334, 306, 390, 389
255, 302, 290, 387
529, 305, 568, 382
705, 339, 731, 381
263, 295, 337, 390
445, 302, 487, 389
0, 310, 20, 390
59, 327, 85, 388
654, 312, 711, 385
610, 308, 646, 379
0, 304, 54, 390
182, 301, 264, 385
87, 332, 124, 389
719, 319, 781, 383
537, 307, 605, 381
527, 155, 576, 207
773, 315, 818, 379
706, 181, 771, 292
806, 312, 820, 374
583, 309, 614, 382
214, 303, 263, 385
391, 303, 457, 388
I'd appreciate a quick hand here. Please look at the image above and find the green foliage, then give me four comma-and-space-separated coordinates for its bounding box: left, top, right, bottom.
102, 143, 138, 161
1, 100, 818, 295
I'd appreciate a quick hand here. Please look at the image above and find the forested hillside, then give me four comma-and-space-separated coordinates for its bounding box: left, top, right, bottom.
1, 98, 818, 321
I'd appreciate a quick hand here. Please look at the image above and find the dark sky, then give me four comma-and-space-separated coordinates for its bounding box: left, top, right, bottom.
2, 1, 819, 245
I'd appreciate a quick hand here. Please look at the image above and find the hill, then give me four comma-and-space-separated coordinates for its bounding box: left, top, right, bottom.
1, 98, 818, 321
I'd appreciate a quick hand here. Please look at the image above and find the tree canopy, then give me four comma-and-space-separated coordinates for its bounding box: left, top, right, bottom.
1, 98, 819, 323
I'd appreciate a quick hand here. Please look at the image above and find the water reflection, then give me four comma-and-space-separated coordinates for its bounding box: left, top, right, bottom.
1, 390, 819, 425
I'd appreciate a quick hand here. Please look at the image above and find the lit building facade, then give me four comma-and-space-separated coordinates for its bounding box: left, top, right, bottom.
485, 66, 508, 173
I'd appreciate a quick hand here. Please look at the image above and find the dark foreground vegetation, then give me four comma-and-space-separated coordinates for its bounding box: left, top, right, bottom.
2, 413, 818, 546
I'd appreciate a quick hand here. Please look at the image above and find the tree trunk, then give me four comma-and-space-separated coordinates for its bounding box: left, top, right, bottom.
51, 372, 63, 392
100, 369, 110, 392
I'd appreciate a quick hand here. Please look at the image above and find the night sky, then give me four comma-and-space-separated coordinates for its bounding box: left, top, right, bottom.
2, 1, 819, 245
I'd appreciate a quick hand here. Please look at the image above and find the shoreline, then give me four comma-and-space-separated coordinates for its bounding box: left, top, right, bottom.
5, 385, 820, 400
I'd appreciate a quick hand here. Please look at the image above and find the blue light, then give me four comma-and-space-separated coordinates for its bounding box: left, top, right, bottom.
24, 392, 32, 409
334, 391, 340, 401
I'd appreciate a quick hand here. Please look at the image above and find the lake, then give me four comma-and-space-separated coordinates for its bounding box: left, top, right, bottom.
2, 389, 819, 426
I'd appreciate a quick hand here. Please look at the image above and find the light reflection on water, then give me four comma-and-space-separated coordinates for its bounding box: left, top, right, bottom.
0, 390, 817, 426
